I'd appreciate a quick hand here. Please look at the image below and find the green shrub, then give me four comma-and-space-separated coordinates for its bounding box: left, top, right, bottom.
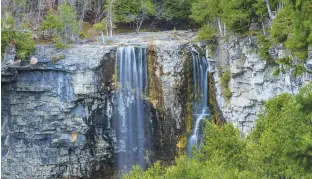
1, 28, 15, 56
257, 34, 274, 63
222, 87, 232, 98
1, 29, 35, 61
220, 69, 231, 99
93, 20, 106, 32
196, 25, 218, 42
53, 36, 69, 49
270, 8, 292, 44
220, 70, 230, 88
1, 13, 35, 61
41, 3, 79, 45
80, 22, 93, 38
273, 66, 280, 76
196, 25, 218, 53
292, 64, 306, 77
14, 31, 35, 60
220, 0, 254, 34
285, 31, 309, 61
277, 56, 292, 66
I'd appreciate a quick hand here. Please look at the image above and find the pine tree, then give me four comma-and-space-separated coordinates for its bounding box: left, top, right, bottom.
115, 0, 156, 33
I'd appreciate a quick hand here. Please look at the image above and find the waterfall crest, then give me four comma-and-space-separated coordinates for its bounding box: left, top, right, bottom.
115, 46, 149, 172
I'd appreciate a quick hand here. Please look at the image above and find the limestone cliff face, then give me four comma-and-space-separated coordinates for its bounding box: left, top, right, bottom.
1, 44, 117, 178
148, 41, 191, 163
209, 36, 311, 135
1, 32, 193, 179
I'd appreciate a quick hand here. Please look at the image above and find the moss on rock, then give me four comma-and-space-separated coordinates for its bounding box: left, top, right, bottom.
208, 73, 225, 125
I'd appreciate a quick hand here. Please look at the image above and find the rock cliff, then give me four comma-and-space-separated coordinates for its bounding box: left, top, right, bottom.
2, 44, 118, 178
1, 31, 194, 178
209, 36, 311, 135
2, 31, 309, 178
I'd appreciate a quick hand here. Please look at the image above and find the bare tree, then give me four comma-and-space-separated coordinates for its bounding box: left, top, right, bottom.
265, 0, 275, 20
104, 0, 114, 39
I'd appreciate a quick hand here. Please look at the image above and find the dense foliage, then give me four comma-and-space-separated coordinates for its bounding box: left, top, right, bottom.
1, 13, 35, 61
41, 3, 79, 46
162, 0, 192, 22
1, 0, 311, 68
123, 83, 312, 179
115, 0, 156, 33
220, 69, 232, 99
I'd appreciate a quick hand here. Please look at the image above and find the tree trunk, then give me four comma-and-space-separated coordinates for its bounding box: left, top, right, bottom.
109, 1, 113, 39
101, 31, 106, 45
262, 21, 266, 36
136, 17, 144, 34
223, 23, 226, 37
217, 17, 223, 37
265, 0, 275, 20
136, 21, 139, 34
106, 22, 109, 37
38, 0, 41, 24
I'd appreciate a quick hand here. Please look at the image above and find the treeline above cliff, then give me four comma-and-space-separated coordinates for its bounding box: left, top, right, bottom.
123, 83, 312, 179
1, 0, 312, 66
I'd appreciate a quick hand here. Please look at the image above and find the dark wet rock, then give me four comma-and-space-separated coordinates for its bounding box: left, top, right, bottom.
1, 44, 118, 178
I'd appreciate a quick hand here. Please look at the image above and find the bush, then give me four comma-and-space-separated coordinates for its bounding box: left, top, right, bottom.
257, 34, 274, 63
220, 70, 230, 88
1, 13, 35, 61
80, 22, 93, 38
222, 88, 232, 99
220, 69, 232, 99
53, 36, 69, 49
273, 66, 280, 76
14, 31, 36, 60
221, 0, 254, 34
196, 25, 218, 53
1, 29, 35, 61
270, 8, 292, 44
197, 25, 217, 42
285, 31, 309, 61
41, 3, 79, 45
93, 20, 106, 33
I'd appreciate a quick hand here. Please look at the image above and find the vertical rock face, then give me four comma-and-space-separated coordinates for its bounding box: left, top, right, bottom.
147, 42, 191, 163
1, 45, 117, 178
210, 36, 310, 135
1, 40, 193, 178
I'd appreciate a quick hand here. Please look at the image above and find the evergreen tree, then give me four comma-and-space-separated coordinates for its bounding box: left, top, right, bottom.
41, 2, 79, 46
163, 0, 192, 22
1, 11, 35, 61
115, 0, 156, 33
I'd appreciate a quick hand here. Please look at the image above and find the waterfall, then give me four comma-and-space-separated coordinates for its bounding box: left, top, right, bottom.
115, 46, 149, 172
188, 52, 210, 155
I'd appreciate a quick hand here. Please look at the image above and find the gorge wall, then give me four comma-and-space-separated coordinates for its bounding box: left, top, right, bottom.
1, 32, 194, 178
209, 36, 312, 135
2, 45, 118, 178
2, 31, 310, 178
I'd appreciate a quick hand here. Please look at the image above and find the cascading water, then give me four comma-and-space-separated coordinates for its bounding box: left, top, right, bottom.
188, 52, 210, 155
115, 46, 149, 172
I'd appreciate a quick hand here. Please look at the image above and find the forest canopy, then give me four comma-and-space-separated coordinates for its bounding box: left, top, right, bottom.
1, 0, 311, 73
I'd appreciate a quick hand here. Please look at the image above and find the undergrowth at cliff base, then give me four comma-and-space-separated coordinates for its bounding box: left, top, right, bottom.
123, 83, 312, 179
